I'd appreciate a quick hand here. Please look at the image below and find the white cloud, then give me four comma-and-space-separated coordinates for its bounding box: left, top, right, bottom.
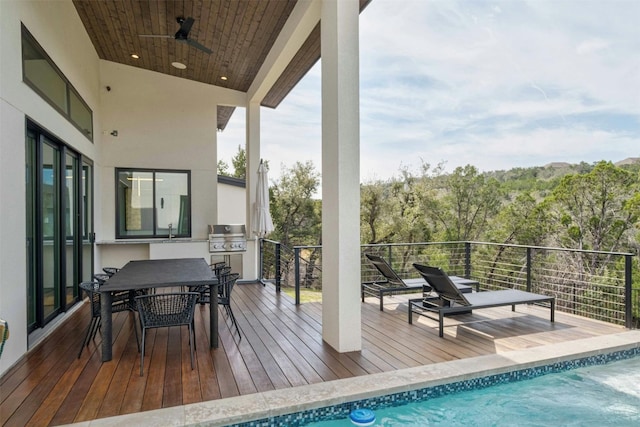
576, 39, 609, 55
219, 0, 640, 184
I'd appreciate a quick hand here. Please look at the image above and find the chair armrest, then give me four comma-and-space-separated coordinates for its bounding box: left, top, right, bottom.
361, 280, 390, 286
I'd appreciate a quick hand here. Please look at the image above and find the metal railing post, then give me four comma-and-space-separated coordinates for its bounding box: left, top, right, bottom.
464, 242, 471, 278
387, 244, 392, 266
258, 238, 264, 282
526, 247, 532, 292
294, 247, 301, 305
625, 254, 632, 329
275, 242, 281, 292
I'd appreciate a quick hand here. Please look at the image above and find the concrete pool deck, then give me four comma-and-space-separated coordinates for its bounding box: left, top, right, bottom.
61, 330, 640, 426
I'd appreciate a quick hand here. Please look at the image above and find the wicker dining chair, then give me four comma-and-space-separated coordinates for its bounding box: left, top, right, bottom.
93, 273, 111, 285
219, 272, 241, 338
102, 267, 120, 277
77, 281, 139, 358
210, 261, 227, 278
191, 265, 231, 304
135, 292, 199, 376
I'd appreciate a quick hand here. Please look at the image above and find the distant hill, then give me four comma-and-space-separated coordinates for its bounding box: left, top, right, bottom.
544, 162, 572, 168
484, 158, 639, 197
543, 158, 639, 169
615, 157, 640, 166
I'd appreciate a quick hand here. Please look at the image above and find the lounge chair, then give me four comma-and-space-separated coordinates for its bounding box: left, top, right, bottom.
362, 254, 479, 311
408, 263, 555, 337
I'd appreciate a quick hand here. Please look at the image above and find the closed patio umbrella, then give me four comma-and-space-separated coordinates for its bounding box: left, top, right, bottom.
252, 160, 274, 237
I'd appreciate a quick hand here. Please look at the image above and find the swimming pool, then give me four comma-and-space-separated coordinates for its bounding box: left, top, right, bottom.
305, 355, 640, 426
227, 344, 640, 427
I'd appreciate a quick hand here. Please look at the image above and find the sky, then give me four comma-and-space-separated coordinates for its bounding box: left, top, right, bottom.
218, 0, 640, 183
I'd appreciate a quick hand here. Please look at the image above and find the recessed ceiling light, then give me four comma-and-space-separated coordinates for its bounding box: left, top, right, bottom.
220, 76, 228, 81
171, 62, 187, 70
131, 54, 140, 59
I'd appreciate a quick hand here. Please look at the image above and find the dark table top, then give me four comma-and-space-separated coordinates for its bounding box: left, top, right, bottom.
100, 258, 217, 292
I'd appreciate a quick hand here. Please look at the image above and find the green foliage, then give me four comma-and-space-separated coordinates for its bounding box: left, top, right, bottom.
357, 159, 640, 273
268, 158, 639, 268
219, 145, 272, 179
360, 179, 391, 244
231, 145, 246, 178
487, 192, 551, 245
421, 165, 503, 241
548, 161, 639, 254
270, 161, 321, 248
217, 159, 230, 176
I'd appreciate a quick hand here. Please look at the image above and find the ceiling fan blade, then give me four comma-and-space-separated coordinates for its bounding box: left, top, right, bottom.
185, 38, 213, 54
138, 34, 173, 38
140, 17, 210, 54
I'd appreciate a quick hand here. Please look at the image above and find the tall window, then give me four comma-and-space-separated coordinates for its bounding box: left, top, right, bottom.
22, 24, 93, 141
26, 121, 92, 333
116, 169, 191, 239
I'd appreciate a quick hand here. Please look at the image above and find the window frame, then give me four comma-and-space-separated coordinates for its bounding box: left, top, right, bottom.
115, 168, 192, 239
21, 24, 94, 142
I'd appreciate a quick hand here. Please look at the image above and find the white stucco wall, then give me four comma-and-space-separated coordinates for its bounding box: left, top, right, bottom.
0, 0, 101, 374
217, 181, 247, 226
97, 60, 245, 242
96, 61, 246, 269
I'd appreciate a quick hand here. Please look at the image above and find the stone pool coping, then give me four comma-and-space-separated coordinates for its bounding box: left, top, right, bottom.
64, 330, 640, 426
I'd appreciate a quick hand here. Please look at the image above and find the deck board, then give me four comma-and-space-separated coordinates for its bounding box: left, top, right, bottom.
0, 282, 626, 426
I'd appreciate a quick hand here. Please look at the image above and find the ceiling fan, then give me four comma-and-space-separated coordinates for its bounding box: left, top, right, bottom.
139, 17, 213, 54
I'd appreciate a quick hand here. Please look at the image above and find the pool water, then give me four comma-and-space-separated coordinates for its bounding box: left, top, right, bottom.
306, 356, 640, 427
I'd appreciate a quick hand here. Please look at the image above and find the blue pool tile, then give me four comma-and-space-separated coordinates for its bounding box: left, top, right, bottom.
231, 348, 640, 427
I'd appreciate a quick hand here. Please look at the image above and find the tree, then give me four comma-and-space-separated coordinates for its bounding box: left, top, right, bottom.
386, 165, 434, 245
425, 165, 503, 241
549, 161, 639, 254
361, 163, 440, 246
231, 145, 246, 178
546, 161, 640, 280
269, 161, 322, 288
270, 161, 321, 249
217, 159, 230, 176
360, 179, 390, 244
487, 192, 552, 246
217, 145, 247, 178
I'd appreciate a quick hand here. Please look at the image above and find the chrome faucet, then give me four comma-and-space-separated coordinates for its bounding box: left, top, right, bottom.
168, 223, 174, 241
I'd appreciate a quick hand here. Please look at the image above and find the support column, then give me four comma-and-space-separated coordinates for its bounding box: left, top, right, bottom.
246, 102, 261, 280
212, 106, 219, 225
321, 0, 361, 352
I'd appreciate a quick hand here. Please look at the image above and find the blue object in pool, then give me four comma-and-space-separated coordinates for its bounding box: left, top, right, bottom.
349, 408, 376, 426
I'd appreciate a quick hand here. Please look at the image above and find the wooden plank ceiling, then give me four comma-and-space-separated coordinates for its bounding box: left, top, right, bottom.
73, 0, 371, 130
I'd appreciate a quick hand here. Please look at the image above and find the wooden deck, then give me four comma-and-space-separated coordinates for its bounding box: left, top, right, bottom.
0, 282, 625, 426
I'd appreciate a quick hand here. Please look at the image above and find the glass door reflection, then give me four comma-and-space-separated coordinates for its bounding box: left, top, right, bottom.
65, 152, 78, 304
42, 140, 60, 320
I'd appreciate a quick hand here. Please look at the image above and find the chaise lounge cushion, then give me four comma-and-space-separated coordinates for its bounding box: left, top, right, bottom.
410, 263, 555, 337
362, 254, 477, 311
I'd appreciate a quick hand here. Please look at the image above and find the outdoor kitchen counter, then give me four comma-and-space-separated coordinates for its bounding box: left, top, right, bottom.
97, 238, 209, 244
97, 239, 213, 268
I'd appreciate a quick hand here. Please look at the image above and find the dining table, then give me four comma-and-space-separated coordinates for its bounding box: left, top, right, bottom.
99, 257, 220, 362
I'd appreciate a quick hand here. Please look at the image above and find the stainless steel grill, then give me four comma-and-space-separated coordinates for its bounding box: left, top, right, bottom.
208, 224, 247, 252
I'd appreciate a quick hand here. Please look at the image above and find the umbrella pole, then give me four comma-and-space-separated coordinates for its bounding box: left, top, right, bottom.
258, 237, 266, 286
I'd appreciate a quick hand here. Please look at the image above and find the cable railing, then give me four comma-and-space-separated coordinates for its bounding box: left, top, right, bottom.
259, 239, 638, 329
259, 238, 282, 291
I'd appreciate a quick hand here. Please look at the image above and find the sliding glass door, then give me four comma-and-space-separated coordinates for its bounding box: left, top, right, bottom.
26, 129, 37, 328
82, 159, 94, 283
41, 139, 61, 321
26, 122, 93, 332
64, 151, 79, 304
